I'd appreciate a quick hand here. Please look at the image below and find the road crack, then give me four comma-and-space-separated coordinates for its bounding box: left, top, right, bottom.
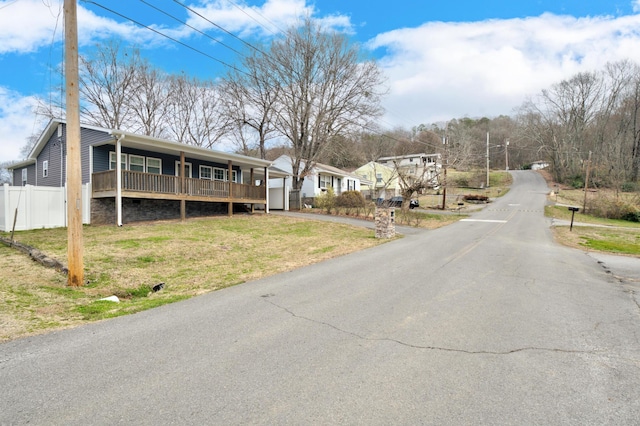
263, 298, 605, 357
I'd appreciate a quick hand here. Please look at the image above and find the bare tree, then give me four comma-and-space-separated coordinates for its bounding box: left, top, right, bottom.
165, 75, 230, 148
78, 40, 140, 129
221, 47, 280, 159
265, 18, 385, 189
127, 63, 170, 137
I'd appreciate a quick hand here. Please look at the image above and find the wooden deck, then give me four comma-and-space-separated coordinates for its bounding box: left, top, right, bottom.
92, 170, 266, 203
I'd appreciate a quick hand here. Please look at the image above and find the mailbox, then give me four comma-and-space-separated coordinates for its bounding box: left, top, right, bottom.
568, 206, 579, 231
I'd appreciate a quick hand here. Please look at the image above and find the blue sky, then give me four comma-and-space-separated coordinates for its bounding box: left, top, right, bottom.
2, 0, 640, 163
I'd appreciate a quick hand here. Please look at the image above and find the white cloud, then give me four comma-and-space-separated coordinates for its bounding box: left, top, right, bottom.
0, 87, 44, 163
0, 0, 162, 55
0, 0, 63, 54
634, 0, 640, 13
185, 0, 352, 38
369, 13, 640, 127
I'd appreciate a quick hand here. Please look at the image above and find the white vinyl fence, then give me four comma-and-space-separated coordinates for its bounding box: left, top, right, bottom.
0, 184, 91, 232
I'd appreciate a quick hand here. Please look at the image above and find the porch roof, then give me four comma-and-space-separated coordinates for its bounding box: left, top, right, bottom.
107, 130, 273, 171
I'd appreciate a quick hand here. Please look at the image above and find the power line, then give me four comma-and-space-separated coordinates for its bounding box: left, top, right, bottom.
81, 1, 416, 149
171, 0, 263, 55
223, 0, 284, 36
82, 0, 244, 74
138, 0, 244, 57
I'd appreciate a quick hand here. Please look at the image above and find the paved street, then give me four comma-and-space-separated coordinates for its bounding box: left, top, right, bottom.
1, 171, 639, 425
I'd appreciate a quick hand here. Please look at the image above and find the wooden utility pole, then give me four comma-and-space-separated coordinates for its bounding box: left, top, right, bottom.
64, 0, 84, 286
583, 151, 592, 212
441, 134, 447, 210
486, 132, 490, 187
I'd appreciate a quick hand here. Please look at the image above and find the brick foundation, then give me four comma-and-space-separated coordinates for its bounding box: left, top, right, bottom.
91, 198, 241, 225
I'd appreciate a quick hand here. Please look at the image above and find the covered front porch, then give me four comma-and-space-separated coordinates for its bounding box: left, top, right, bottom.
92, 129, 276, 225
92, 170, 267, 203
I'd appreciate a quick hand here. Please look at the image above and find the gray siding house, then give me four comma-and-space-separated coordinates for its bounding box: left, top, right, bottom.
8, 119, 280, 227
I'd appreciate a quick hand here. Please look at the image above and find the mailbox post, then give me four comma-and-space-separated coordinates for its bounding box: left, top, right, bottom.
568, 206, 579, 231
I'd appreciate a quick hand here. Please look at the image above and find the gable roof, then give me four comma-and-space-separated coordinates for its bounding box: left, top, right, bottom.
9, 118, 278, 173
274, 154, 368, 183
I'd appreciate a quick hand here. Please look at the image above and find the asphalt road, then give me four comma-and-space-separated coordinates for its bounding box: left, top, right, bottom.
1, 171, 639, 425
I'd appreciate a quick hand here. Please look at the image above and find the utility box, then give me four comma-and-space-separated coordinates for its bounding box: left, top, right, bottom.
375, 207, 395, 239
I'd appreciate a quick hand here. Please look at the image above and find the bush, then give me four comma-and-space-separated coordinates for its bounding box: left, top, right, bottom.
588, 195, 638, 221
336, 191, 366, 208
463, 194, 489, 203
622, 211, 640, 222
621, 182, 639, 193
314, 187, 336, 214
567, 174, 584, 189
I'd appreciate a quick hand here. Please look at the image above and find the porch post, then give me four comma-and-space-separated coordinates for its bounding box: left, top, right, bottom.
250, 168, 255, 213
180, 151, 186, 221
265, 166, 269, 214
116, 135, 123, 226
283, 177, 287, 211
227, 160, 233, 217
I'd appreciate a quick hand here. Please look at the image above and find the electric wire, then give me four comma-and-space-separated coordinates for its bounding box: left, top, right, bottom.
82, 0, 245, 74
78, 1, 452, 150
138, 0, 245, 57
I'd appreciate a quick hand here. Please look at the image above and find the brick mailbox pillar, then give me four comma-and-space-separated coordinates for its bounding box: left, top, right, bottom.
375, 207, 395, 239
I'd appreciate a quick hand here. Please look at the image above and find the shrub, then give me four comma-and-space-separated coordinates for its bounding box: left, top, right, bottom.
621, 182, 639, 193
463, 194, 489, 203
588, 194, 638, 221
622, 211, 640, 222
315, 187, 336, 214
336, 190, 366, 208
567, 174, 584, 189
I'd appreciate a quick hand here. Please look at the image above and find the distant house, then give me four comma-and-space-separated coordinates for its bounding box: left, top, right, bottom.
531, 161, 549, 170
269, 155, 369, 208
4, 119, 286, 230
377, 153, 441, 189
354, 161, 400, 201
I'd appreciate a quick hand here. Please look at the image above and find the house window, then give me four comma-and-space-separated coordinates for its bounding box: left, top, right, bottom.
200, 165, 212, 180
42, 160, 48, 178
376, 173, 382, 183
347, 179, 355, 190
109, 152, 127, 170
129, 155, 145, 172
175, 161, 192, 178
21, 168, 27, 186
213, 168, 225, 181
146, 157, 161, 174
319, 174, 332, 189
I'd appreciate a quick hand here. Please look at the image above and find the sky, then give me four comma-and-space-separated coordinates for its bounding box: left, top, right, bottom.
2, 0, 640, 164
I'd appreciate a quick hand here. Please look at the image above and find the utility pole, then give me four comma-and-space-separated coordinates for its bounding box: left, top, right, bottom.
582, 151, 592, 212
64, 0, 84, 286
441, 134, 447, 210
486, 132, 490, 187
505, 139, 509, 171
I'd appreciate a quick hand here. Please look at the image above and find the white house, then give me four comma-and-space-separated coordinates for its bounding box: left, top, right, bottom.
377, 153, 441, 189
269, 155, 369, 208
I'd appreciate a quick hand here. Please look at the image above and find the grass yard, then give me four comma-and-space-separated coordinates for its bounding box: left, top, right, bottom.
552, 226, 640, 256
0, 214, 385, 342
418, 170, 512, 210
541, 170, 640, 257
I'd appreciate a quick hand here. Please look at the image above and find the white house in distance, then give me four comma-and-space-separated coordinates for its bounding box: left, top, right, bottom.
377, 153, 441, 189
269, 155, 369, 209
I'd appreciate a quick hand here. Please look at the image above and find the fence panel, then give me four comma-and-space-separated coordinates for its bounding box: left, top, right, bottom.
289, 189, 301, 211
0, 184, 91, 231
